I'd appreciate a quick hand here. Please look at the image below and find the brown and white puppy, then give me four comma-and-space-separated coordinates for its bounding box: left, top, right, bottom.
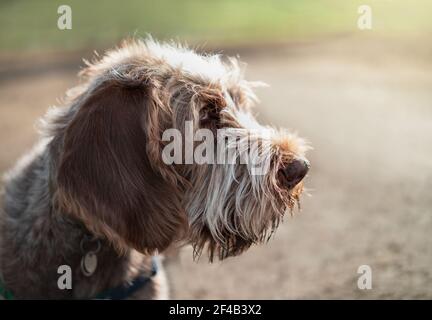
0, 38, 310, 299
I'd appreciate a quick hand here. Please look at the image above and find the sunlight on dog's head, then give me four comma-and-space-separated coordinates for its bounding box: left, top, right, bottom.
45, 37, 310, 261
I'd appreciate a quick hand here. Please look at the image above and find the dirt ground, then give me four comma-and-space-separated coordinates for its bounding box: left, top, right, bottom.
1, 35, 431, 299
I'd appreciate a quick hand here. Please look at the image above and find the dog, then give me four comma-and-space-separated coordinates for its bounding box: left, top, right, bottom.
0, 38, 310, 299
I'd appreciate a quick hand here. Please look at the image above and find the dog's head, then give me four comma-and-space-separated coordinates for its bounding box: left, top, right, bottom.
47, 38, 310, 261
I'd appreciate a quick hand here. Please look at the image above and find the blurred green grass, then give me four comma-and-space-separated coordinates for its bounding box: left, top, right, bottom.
0, 0, 431, 52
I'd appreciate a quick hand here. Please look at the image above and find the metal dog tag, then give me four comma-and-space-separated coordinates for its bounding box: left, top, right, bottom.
81, 252, 98, 277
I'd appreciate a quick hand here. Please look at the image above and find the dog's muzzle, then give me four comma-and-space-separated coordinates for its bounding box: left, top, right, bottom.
278, 157, 310, 190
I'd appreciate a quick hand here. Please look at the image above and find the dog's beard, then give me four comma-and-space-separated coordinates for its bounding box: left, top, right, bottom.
185, 139, 303, 261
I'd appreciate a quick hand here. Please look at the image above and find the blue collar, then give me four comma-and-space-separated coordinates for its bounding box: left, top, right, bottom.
0, 277, 14, 300
94, 256, 159, 300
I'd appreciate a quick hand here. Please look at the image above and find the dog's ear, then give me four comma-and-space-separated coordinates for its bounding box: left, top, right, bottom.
55, 81, 186, 254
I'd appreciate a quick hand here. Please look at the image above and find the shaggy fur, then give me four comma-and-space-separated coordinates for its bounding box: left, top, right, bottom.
0, 38, 309, 299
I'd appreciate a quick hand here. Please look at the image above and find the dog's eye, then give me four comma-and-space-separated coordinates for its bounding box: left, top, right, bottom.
199, 103, 221, 127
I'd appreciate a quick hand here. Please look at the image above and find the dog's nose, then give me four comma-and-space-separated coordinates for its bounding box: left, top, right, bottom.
279, 158, 310, 190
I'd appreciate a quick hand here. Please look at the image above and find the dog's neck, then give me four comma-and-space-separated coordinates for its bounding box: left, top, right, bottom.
0, 142, 154, 299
